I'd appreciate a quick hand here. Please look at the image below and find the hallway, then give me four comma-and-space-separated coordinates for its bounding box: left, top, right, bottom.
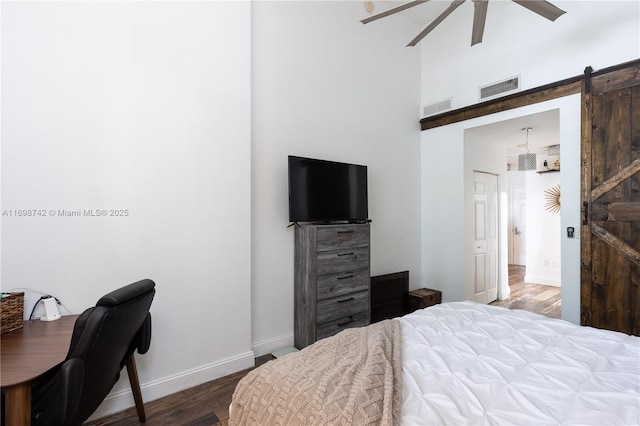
490, 265, 561, 318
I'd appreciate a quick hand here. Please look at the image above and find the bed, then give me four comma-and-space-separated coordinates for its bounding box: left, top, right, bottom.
229, 302, 640, 425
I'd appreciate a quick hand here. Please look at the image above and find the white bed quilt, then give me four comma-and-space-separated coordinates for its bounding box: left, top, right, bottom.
398, 302, 640, 425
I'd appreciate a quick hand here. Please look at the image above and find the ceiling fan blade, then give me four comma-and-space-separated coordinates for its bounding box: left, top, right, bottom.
361, 0, 430, 25
407, 0, 466, 47
471, 0, 489, 46
511, 0, 566, 21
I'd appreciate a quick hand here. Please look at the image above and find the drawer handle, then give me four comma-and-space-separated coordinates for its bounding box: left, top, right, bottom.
337, 297, 355, 303
337, 230, 354, 234
337, 275, 354, 280
337, 316, 354, 327
337, 252, 354, 257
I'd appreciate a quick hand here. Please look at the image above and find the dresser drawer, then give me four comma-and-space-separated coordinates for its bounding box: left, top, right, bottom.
295, 223, 371, 349
317, 269, 370, 301
317, 290, 369, 324
316, 226, 369, 252
317, 310, 369, 340
316, 247, 369, 276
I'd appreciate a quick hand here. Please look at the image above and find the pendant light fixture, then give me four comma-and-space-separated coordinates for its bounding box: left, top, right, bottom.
518, 127, 536, 171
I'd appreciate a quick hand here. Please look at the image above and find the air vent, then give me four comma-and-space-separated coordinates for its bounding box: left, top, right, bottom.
422, 98, 452, 117
547, 144, 560, 155
479, 76, 520, 100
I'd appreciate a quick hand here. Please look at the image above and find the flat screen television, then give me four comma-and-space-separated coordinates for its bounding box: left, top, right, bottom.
288, 155, 368, 223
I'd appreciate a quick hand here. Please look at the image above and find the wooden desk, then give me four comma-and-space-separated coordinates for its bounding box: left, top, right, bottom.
1, 315, 77, 425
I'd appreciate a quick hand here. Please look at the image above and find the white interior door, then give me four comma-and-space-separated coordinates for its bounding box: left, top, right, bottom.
474, 172, 498, 304
512, 186, 526, 266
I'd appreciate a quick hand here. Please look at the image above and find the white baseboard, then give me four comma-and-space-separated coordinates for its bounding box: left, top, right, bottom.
251, 332, 294, 357
525, 275, 561, 287
88, 350, 255, 422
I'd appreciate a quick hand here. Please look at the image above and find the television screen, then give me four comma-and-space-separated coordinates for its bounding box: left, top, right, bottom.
288, 156, 368, 223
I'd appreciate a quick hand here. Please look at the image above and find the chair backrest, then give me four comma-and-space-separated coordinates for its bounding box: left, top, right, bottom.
58, 279, 155, 425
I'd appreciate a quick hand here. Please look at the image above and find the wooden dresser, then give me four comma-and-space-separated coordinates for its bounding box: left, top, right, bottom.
294, 223, 371, 349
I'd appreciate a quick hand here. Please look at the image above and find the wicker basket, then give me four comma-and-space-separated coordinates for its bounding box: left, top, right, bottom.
1, 292, 25, 334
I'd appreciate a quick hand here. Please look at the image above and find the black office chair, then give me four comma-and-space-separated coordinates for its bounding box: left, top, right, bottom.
31, 279, 156, 425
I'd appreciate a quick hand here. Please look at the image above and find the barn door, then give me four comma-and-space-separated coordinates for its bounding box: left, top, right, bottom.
581, 63, 640, 335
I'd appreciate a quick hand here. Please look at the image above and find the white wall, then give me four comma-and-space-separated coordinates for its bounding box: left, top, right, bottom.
507, 170, 562, 287
525, 171, 562, 286
2, 0, 423, 418
419, 0, 640, 110
1, 1, 253, 417
251, 1, 423, 355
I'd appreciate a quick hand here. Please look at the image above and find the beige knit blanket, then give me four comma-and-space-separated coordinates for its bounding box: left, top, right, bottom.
229, 319, 402, 426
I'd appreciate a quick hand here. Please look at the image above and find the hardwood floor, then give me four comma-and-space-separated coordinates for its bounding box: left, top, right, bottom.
490, 264, 561, 319
84, 355, 274, 426
88, 265, 560, 426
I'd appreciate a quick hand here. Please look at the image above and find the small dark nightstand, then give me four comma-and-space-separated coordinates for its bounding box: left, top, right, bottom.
408, 288, 442, 312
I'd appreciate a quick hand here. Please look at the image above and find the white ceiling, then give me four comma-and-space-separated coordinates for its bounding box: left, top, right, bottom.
363, 1, 562, 167
465, 109, 561, 167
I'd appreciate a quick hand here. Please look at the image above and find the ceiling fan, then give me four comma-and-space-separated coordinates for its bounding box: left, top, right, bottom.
361, 0, 566, 47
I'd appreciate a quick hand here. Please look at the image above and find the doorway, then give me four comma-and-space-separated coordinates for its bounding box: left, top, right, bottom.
464, 111, 564, 304
421, 94, 580, 322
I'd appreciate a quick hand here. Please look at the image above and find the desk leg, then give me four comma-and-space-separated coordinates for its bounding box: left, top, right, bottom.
4, 383, 31, 426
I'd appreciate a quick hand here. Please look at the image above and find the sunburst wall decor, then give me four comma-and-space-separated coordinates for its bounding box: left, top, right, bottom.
544, 185, 561, 214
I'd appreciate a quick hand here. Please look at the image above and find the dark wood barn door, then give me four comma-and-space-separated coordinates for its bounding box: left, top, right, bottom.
581, 62, 640, 335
